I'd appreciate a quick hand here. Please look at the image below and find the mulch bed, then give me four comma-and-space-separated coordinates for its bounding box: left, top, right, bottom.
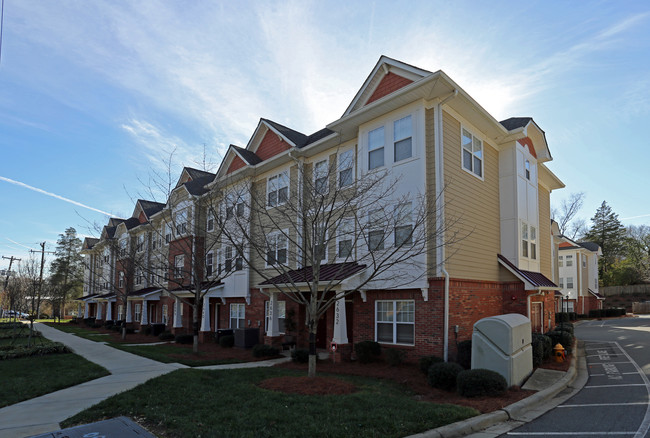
273, 354, 573, 413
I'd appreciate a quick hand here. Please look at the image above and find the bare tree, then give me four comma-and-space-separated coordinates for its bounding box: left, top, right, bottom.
552, 192, 586, 239
217, 152, 460, 377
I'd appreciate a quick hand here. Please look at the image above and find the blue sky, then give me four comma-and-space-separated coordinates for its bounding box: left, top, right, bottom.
1, 0, 649, 271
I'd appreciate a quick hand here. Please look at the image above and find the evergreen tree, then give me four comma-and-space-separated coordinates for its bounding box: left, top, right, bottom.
584, 201, 626, 285
50, 227, 84, 321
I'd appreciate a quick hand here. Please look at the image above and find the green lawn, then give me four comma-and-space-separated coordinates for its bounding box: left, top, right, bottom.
108, 343, 241, 367
0, 353, 110, 408
0, 336, 51, 347
42, 323, 111, 341
62, 367, 478, 437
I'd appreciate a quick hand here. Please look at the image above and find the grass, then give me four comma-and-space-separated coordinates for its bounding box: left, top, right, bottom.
62, 367, 478, 437
0, 353, 110, 408
0, 336, 53, 347
42, 322, 111, 341
108, 343, 241, 367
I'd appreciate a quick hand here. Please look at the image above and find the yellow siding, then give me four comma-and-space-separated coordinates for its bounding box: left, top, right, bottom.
425, 108, 437, 276
538, 187, 552, 279
442, 111, 502, 282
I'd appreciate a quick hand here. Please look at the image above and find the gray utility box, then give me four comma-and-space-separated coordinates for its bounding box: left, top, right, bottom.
234, 328, 259, 348
471, 313, 532, 387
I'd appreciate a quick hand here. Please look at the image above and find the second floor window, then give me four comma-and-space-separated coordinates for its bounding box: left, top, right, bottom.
559, 255, 563, 267
118, 271, 125, 289
314, 160, 328, 195
462, 128, 483, 178
368, 126, 384, 170
266, 232, 288, 266
566, 255, 573, 267
206, 251, 214, 277
135, 269, 142, 286
174, 255, 184, 278
337, 219, 354, 259
338, 149, 354, 188
368, 209, 385, 251
225, 245, 243, 272
393, 115, 412, 162
267, 171, 289, 207
521, 222, 536, 259
394, 202, 413, 247
136, 235, 145, 252
165, 224, 172, 244
207, 211, 215, 231
566, 277, 574, 289
176, 211, 188, 236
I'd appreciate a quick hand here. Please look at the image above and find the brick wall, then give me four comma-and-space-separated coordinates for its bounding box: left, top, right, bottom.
366, 72, 413, 106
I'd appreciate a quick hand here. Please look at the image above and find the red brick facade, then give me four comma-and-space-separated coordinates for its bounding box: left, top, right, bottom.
366, 72, 413, 106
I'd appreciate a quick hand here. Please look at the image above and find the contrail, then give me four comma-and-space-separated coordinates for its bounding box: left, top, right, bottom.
0, 176, 112, 217
621, 214, 650, 221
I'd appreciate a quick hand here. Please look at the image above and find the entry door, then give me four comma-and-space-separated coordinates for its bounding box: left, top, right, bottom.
531, 302, 542, 333
149, 304, 157, 323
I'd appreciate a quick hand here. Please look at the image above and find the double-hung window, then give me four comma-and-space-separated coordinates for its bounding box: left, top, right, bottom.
119, 239, 127, 258
566, 255, 573, 267
225, 245, 243, 272
582, 255, 586, 268
462, 128, 483, 178
176, 210, 188, 236
559, 278, 564, 289
230, 303, 245, 329
134, 304, 142, 322
206, 251, 214, 277
393, 115, 412, 162
267, 171, 289, 207
394, 202, 413, 247
521, 223, 529, 258
368, 209, 385, 251
525, 160, 531, 180
314, 160, 328, 195
368, 126, 384, 170
118, 271, 125, 289
165, 224, 172, 244
558, 256, 563, 267
529, 226, 537, 260
135, 268, 142, 286
264, 300, 286, 333
337, 219, 354, 259
266, 232, 288, 266
206, 211, 214, 231
376, 300, 415, 345
174, 255, 184, 278
338, 149, 354, 188
117, 304, 124, 321
136, 235, 145, 253
567, 277, 574, 289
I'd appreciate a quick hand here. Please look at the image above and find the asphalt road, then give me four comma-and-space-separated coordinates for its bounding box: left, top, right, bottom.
505, 315, 650, 437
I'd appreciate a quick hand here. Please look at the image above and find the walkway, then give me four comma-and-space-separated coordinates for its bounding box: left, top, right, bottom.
0, 323, 287, 438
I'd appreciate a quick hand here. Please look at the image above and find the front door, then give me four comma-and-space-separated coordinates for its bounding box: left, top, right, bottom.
531, 302, 542, 333
149, 304, 157, 323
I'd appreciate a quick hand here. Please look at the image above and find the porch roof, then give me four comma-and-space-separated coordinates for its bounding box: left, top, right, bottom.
259, 262, 366, 287
497, 254, 558, 291
128, 287, 162, 298
589, 289, 605, 300
77, 293, 101, 302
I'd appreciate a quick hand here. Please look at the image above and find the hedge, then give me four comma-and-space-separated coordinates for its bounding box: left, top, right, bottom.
457, 369, 507, 397
0, 343, 71, 360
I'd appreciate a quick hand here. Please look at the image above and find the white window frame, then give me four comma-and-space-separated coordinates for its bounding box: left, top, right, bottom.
558, 255, 563, 267
521, 222, 529, 258
230, 303, 245, 329
135, 268, 143, 286
206, 210, 215, 232
368, 209, 385, 252
530, 226, 537, 260
525, 160, 531, 180
119, 239, 128, 258
337, 218, 354, 260
566, 255, 573, 267
174, 255, 184, 278
567, 277, 574, 289
266, 230, 289, 267
117, 304, 124, 321
368, 126, 385, 170
375, 300, 415, 345
206, 251, 214, 277
267, 170, 289, 208
164, 224, 172, 244
559, 278, 564, 289
461, 127, 483, 179
264, 300, 286, 333
338, 149, 354, 188
393, 115, 412, 163
136, 234, 145, 253
118, 271, 125, 289
394, 202, 413, 247
175, 210, 188, 236
314, 159, 329, 195
134, 303, 142, 322
224, 245, 243, 272
582, 255, 586, 268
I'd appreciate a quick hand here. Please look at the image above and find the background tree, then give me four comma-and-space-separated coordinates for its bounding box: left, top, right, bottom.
552, 192, 587, 239
584, 201, 626, 285
50, 227, 84, 322
218, 155, 461, 377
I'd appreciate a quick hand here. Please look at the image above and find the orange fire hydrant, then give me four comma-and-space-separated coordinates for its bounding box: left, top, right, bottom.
554, 343, 566, 363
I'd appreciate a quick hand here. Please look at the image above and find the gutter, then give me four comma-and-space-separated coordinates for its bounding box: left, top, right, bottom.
435, 89, 457, 362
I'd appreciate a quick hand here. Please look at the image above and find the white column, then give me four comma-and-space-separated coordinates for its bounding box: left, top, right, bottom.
97, 302, 103, 320
141, 299, 148, 325
77, 302, 82, 318
125, 300, 133, 323
267, 292, 280, 337
84, 302, 89, 318
173, 297, 183, 328
200, 295, 211, 332
106, 300, 113, 321
332, 293, 348, 344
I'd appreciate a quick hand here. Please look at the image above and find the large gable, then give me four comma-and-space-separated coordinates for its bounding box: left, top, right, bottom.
343, 56, 430, 117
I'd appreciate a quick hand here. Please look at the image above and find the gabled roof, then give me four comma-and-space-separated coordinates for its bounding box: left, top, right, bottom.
259, 262, 366, 286
558, 236, 601, 254
499, 117, 533, 131
578, 241, 601, 252
175, 167, 215, 189
184, 174, 213, 196
136, 199, 165, 218
232, 145, 262, 165
589, 289, 605, 300
499, 117, 552, 162
82, 237, 99, 250
497, 254, 558, 291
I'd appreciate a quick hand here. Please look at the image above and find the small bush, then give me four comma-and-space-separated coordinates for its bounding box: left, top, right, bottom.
158, 331, 175, 341
68, 318, 79, 324
546, 330, 574, 354
141, 326, 152, 335
531, 333, 552, 367
39, 313, 49, 319
126, 328, 135, 335
457, 369, 507, 397
427, 362, 464, 391
90, 323, 102, 329
419, 355, 444, 374
291, 348, 309, 363
589, 309, 603, 318
456, 340, 472, 369
175, 334, 194, 344
103, 321, 114, 329
0, 322, 24, 330
253, 344, 280, 358
219, 335, 235, 348
556, 322, 574, 334
354, 341, 381, 364
83, 317, 96, 327
385, 348, 405, 366
0, 343, 70, 360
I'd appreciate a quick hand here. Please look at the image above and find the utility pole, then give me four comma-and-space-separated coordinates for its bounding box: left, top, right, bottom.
27, 243, 53, 345
2, 255, 21, 318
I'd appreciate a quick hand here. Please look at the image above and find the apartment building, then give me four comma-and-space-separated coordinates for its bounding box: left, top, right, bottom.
558, 236, 603, 314
79, 56, 565, 361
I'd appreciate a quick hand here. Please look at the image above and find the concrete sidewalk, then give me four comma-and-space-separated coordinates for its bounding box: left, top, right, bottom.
0, 323, 188, 438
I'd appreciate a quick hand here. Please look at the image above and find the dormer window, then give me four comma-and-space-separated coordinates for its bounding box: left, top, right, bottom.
462, 128, 483, 178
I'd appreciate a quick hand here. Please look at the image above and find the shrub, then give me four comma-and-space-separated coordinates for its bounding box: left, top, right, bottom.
457, 369, 507, 397
291, 348, 309, 363
419, 355, 444, 374
253, 344, 280, 358
354, 341, 381, 364
91, 323, 102, 329
158, 331, 175, 341
219, 335, 235, 348
141, 326, 152, 336
0, 322, 23, 330
556, 322, 574, 334
0, 343, 70, 360
456, 340, 472, 369
39, 313, 49, 319
589, 309, 603, 318
68, 318, 79, 324
385, 348, 405, 366
531, 333, 552, 367
546, 330, 574, 354
126, 328, 135, 335
427, 362, 464, 391
103, 321, 114, 329
555, 312, 570, 323
175, 334, 194, 344
83, 317, 96, 327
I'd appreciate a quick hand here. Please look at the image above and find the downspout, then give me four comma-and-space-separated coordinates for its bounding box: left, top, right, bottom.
435, 89, 457, 362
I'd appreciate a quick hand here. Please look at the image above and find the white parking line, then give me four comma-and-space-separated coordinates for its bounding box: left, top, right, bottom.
508, 432, 634, 436
584, 384, 647, 388
559, 402, 649, 408
613, 341, 650, 438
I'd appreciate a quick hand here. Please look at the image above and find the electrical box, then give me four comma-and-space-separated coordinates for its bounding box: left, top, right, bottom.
471, 313, 532, 386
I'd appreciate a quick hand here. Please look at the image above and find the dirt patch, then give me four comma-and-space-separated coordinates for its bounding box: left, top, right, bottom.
260, 376, 358, 395
276, 354, 572, 413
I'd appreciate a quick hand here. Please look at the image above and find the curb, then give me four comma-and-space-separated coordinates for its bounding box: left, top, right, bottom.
405, 342, 583, 438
